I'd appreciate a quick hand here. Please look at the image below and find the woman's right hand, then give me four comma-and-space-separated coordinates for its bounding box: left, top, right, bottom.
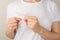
7, 17, 21, 30
6, 17, 21, 39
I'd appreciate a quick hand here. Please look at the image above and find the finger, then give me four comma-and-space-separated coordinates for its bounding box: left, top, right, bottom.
7, 20, 17, 24
7, 17, 22, 24
24, 16, 37, 20
24, 16, 33, 21
7, 17, 17, 23
8, 26, 18, 30
15, 17, 22, 22
29, 16, 38, 22
7, 23, 18, 27
24, 16, 29, 22
29, 16, 38, 20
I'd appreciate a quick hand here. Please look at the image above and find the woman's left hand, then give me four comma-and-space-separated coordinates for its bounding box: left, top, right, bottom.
24, 16, 40, 32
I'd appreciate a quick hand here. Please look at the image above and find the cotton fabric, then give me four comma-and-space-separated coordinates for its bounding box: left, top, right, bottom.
7, 0, 60, 40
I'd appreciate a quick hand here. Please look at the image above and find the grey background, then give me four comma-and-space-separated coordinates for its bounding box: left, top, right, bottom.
0, 0, 60, 40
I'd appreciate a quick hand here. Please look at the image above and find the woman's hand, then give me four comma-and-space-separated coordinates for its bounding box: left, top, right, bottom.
24, 16, 40, 32
6, 17, 21, 39
7, 17, 21, 30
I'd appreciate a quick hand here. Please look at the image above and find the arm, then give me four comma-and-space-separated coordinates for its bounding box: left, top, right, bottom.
37, 21, 60, 40
24, 16, 60, 40
36, 1, 60, 40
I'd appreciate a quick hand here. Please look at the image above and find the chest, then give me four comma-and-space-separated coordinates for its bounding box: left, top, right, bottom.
15, 4, 52, 31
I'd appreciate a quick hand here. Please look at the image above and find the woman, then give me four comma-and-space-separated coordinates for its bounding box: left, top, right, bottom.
6, 0, 60, 40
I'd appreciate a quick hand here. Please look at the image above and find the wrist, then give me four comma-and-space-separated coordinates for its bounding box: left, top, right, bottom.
36, 25, 44, 34
34, 25, 40, 33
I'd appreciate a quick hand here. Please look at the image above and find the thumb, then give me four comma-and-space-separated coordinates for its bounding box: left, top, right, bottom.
15, 18, 22, 22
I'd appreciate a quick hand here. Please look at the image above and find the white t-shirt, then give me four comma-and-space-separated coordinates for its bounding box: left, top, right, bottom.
7, 0, 60, 40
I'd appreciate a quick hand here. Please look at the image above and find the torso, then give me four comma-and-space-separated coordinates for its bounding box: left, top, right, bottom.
13, 0, 52, 40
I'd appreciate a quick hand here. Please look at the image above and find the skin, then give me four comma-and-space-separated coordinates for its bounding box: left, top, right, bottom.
6, 0, 60, 40
6, 17, 21, 39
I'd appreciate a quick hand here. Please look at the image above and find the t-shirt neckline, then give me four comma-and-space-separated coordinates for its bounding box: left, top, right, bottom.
21, 0, 43, 4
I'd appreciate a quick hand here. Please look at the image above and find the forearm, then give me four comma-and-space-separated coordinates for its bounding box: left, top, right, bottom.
6, 27, 16, 39
37, 26, 60, 40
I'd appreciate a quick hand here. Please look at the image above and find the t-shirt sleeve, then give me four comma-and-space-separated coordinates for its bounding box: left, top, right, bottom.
7, 4, 19, 19
50, 1, 60, 22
